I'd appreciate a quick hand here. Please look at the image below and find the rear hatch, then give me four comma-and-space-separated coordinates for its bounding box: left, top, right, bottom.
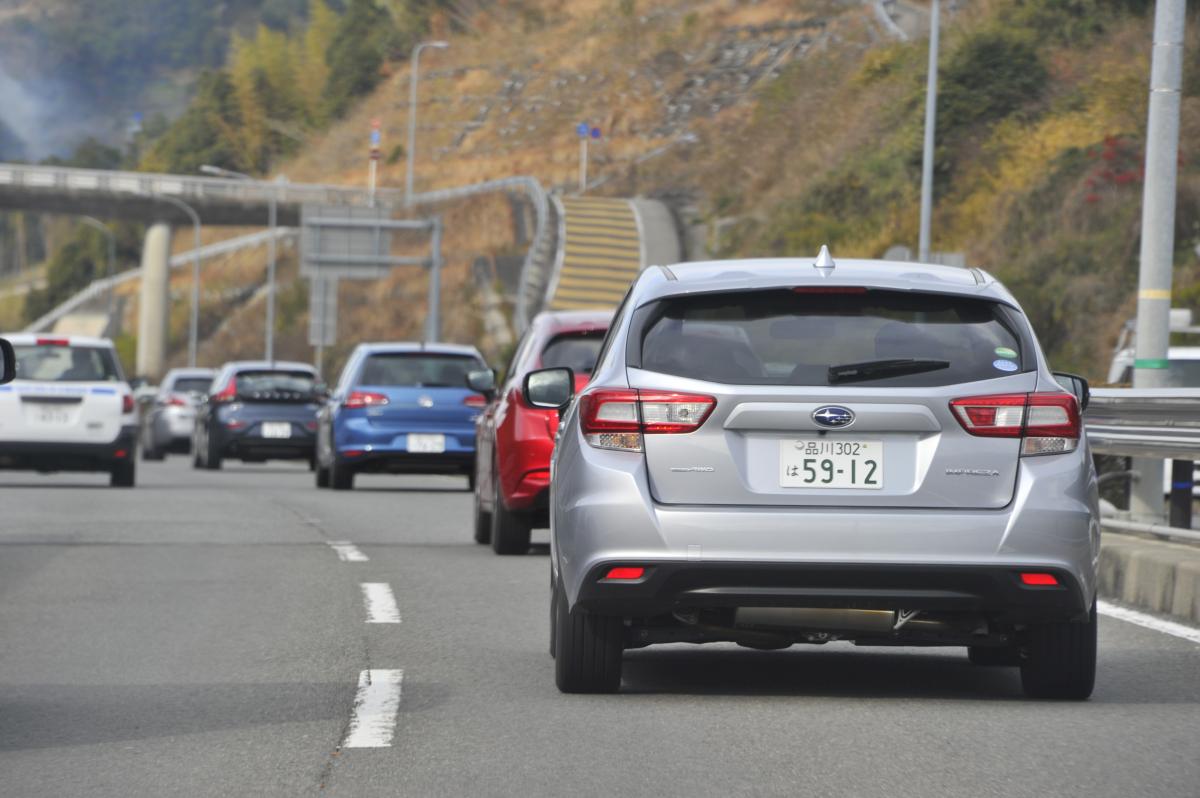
223, 369, 320, 436
0, 340, 127, 444
627, 286, 1037, 509
352, 352, 486, 427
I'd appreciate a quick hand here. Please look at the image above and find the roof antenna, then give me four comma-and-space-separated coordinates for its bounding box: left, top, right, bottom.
814, 244, 835, 274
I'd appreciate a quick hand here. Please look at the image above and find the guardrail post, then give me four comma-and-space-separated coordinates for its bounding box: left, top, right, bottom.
1169, 459, 1193, 529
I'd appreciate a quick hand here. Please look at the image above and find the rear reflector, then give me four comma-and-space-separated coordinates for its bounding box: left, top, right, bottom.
114, 449, 128, 459
603, 566, 645, 580
1020, 572, 1059, 586
343, 449, 365, 457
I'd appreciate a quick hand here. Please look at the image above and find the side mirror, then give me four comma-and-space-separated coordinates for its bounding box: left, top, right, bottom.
1054, 371, 1090, 412
466, 368, 497, 400
523, 367, 574, 411
0, 337, 13, 384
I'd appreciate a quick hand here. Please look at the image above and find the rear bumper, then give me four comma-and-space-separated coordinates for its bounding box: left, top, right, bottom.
0, 426, 137, 472
219, 431, 315, 461
573, 560, 1089, 623
341, 450, 474, 475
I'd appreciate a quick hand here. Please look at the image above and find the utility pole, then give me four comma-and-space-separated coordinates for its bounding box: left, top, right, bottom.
917, 0, 940, 263
1130, 0, 1187, 523
405, 41, 449, 206
200, 165, 280, 362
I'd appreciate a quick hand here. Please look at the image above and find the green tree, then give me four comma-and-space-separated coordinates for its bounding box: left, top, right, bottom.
324, 0, 394, 118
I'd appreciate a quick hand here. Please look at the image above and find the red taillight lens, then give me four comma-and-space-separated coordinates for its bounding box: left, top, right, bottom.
213, 378, 237, 403
579, 389, 715, 451
463, 394, 487, 408
949, 392, 1080, 456
603, 566, 645, 580
304, 420, 318, 431
166, 394, 188, 407
1020, 572, 1059, 586
122, 394, 134, 414
36, 337, 69, 347
949, 394, 1027, 437
344, 390, 389, 409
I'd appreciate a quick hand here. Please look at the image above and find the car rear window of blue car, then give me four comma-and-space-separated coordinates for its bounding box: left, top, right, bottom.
357, 354, 483, 388
630, 288, 1031, 387
235, 371, 318, 400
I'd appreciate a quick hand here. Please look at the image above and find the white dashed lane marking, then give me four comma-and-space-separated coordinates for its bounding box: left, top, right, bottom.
1098, 600, 1200, 645
361, 583, 401, 624
326, 541, 368, 562
343, 669, 404, 748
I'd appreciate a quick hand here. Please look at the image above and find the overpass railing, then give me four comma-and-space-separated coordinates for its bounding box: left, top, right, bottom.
1086, 387, 1200, 544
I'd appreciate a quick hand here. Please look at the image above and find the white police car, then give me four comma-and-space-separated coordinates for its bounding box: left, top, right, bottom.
0, 334, 138, 487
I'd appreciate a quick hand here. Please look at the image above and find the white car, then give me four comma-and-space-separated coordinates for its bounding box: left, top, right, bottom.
0, 334, 138, 487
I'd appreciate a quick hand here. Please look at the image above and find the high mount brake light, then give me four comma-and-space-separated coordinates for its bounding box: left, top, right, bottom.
579, 389, 715, 452
949, 392, 1080, 456
792, 286, 868, 294
344, 390, 389, 409
36, 337, 69, 347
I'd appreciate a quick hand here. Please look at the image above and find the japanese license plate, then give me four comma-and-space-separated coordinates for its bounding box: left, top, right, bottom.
407, 433, 445, 453
780, 438, 883, 489
37, 408, 71, 424
261, 422, 292, 439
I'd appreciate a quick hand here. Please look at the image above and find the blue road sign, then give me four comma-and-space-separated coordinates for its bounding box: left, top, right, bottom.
576, 122, 589, 137
590, 127, 601, 139
370, 130, 381, 147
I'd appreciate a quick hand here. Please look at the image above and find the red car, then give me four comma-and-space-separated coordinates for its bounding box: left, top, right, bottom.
473, 310, 613, 554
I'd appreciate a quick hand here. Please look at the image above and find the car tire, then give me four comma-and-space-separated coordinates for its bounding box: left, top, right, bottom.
967, 645, 1020, 667
315, 462, 330, 488
553, 578, 623, 694
330, 458, 354, 490
1019, 602, 1097, 700
110, 460, 136, 488
473, 478, 492, 544
205, 431, 223, 471
491, 478, 531, 555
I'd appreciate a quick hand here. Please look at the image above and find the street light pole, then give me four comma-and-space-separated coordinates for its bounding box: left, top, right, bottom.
405, 41, 449, 206
199, 165, 279, 362
153, 194, 202, 367
1130, 0, 1188, 522
78, 216, 116, 334
917, 0, 940, 263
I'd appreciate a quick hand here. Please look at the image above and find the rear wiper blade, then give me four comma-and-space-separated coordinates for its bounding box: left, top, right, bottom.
827, 358, 950, 384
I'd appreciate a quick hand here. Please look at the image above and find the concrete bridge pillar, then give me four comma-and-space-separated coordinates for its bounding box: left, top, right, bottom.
135, 223, 173, 380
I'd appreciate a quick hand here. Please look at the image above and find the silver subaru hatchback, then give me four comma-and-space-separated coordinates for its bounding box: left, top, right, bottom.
524, 253, 1099, 698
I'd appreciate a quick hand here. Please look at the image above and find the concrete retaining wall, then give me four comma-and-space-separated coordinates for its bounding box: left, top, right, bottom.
1099, 532, 1200, 624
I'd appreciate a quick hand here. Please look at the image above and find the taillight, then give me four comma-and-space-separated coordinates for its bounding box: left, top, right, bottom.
344, 390, 389, 409
122, 394, 134, 414
212, 378, 237, 403
949, 392, 1080, 456
579, 388, 715, 452
463, 394, 487, 408
166, 394, 188, 407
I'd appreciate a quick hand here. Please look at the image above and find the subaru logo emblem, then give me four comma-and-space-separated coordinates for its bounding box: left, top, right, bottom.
812, 406, 854, 428
418, 395, 434, 408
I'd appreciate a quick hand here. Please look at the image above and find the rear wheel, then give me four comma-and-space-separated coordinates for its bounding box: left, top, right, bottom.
330, 458, 354, 490
553, 578, 623, 693
491, 477, 531, 555
110, 459, 135, 488
204, 432, 223, 471
1019, 603, 1097, 700
473, 476, 492, 544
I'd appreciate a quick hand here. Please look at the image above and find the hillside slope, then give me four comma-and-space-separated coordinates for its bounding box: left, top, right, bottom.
145, 0, 1191, 383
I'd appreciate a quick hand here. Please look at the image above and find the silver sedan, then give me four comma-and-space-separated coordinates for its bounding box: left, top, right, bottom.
141, 367, 214, 460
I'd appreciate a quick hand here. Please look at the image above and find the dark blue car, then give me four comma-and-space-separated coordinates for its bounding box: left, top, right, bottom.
314, 343, 488, 490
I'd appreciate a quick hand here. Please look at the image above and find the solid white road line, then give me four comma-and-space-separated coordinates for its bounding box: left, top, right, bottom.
343, 669, 404, 748
1099, 600, 1200, 645
361, 583, 401, 624
326, 540, 368, 562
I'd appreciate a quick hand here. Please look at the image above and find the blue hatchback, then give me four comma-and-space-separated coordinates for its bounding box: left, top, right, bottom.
315, 343, 489, 490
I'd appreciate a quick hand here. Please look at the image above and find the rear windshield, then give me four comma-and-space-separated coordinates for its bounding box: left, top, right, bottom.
357, 354, 483, 388
540, 332, 606, 374
14, 344, 122, 383
633, 289, 1028, 387
235, 370, 317, 399
171, 377, 212, 395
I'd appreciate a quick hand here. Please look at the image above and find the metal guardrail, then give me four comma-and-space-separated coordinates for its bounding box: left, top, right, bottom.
25, 228, 297, 333
1085, 388, 1200, 460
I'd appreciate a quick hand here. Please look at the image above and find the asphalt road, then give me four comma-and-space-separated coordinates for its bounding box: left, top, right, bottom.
1, 458, 1198, 797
